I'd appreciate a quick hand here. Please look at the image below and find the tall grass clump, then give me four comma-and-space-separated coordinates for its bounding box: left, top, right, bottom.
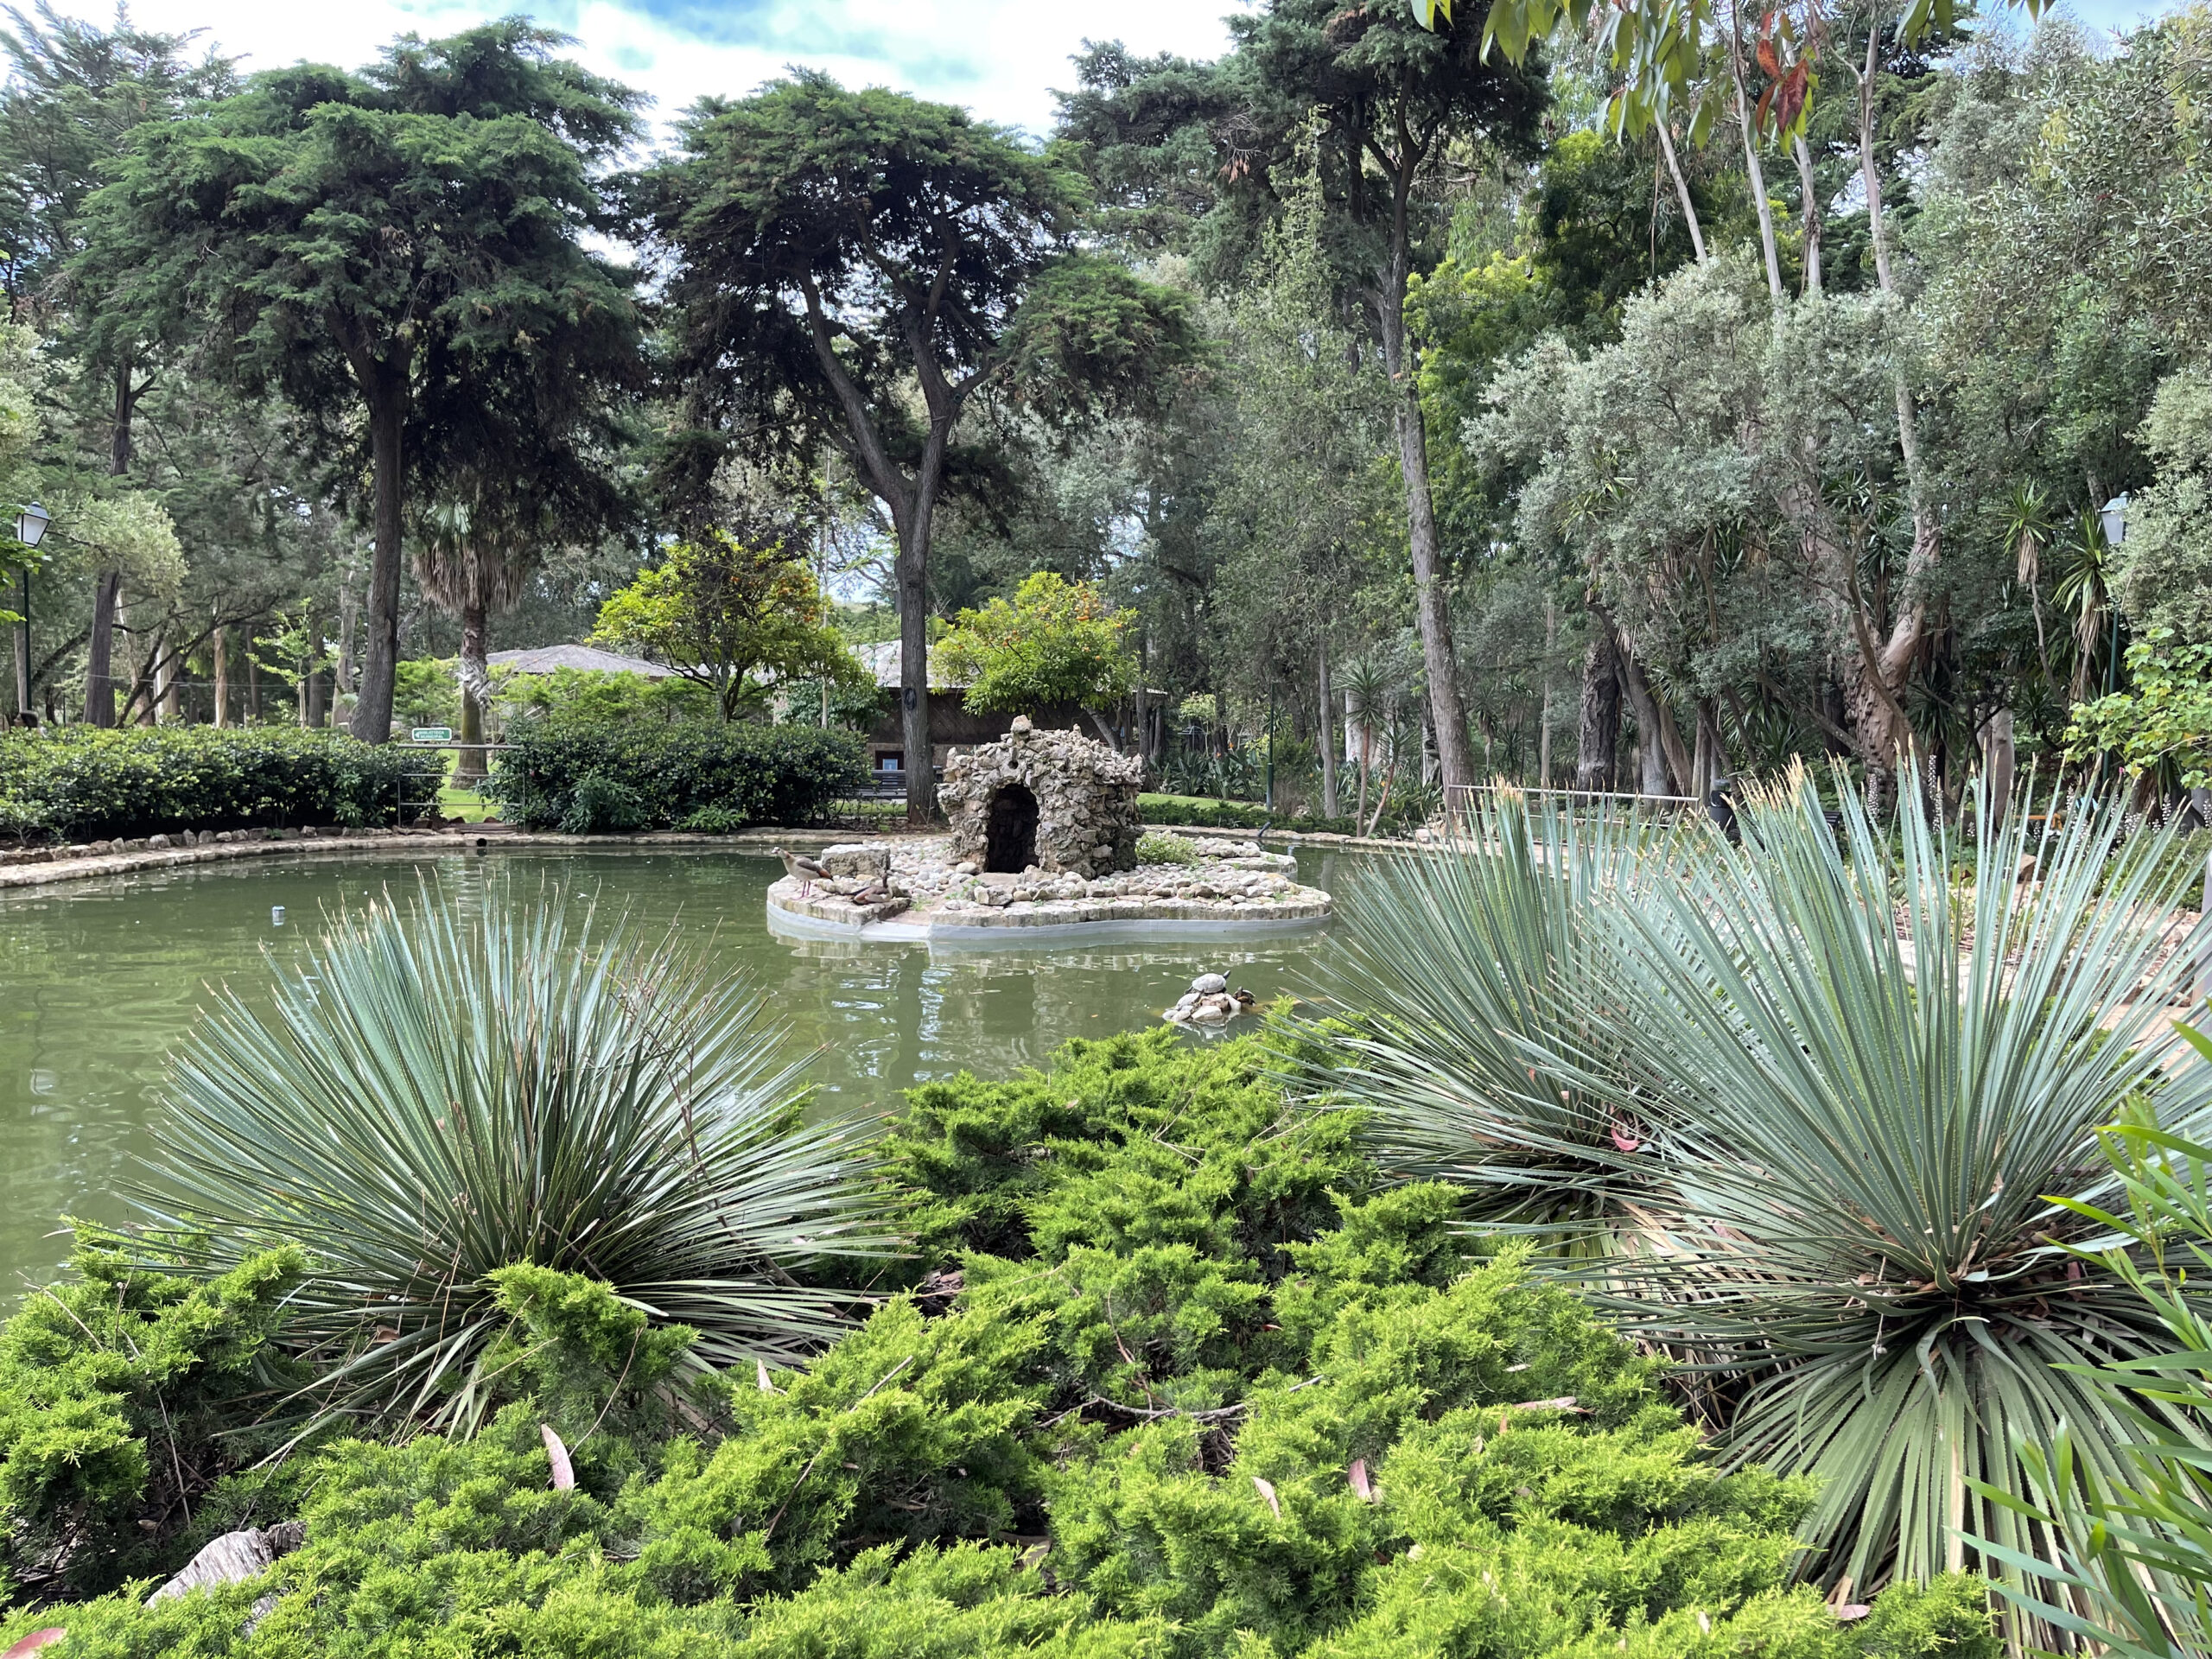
1309, 767, 2212, 1612
143, 887, 896, 1433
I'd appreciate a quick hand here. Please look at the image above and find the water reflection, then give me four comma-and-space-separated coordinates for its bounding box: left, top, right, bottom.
0, 845, 1365, 1289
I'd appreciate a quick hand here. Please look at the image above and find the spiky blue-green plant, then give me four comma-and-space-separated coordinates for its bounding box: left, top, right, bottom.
1316, 767, 2212, 1609
143, 887, 895, 1433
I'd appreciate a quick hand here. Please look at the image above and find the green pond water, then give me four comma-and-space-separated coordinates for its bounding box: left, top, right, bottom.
0, 845, 1367, 1293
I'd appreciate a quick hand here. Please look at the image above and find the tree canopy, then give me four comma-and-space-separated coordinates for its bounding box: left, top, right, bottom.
80, 20, 642, 741
592, 531, 866, 722
938, 572, 1139, 715
642, 71, 1203, 817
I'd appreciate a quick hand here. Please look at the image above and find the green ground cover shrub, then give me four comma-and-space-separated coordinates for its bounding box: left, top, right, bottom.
0, 728, 413, 841
0, 1029, 2000, 1657
486, 719, 866, 831
0, 1237, 306, 1601
1137, 794, 1359, 836
1133, 830, 1198, 865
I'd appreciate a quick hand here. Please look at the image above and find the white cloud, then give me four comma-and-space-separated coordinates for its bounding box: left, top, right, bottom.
48, 0, 1238, 137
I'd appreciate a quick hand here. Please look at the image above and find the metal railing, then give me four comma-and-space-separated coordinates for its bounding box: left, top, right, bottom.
392, 740, 515, 826
1445, 782, 1705, 831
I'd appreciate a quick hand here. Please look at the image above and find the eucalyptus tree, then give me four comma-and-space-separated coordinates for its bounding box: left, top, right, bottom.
641, 72, 1201, 823
81, 22, 643, 742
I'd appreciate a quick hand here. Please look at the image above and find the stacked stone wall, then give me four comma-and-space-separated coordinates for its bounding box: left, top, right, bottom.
938, 719, 1143, 878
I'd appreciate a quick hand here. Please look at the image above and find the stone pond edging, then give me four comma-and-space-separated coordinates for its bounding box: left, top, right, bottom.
0, 820, 1417, 896
0, 825, 855, 893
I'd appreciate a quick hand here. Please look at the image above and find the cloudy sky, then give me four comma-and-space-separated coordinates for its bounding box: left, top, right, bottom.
34, 0, 2184, 137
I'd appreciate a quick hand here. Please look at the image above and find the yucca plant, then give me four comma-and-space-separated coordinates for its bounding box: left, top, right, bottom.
141, 887, 897, 1434
1294, 785, 1678, 1241
1564, 770, 2212, 1606
1315, 766, 2212, 1615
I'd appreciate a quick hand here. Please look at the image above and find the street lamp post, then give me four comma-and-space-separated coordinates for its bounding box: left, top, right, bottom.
2100, 494, 2128, 697
10, 501, 48, 722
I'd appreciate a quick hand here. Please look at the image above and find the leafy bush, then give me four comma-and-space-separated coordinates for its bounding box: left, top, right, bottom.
0, 1236, 305, 1599
0, 1031, 2000, 1657
1308, 769, 2212, 1610
1137, 792, 1357, 835
1977, 1074, 2212, 1656
496, 664, 716, 727
0, 727, 414, 841
145, 889, 895, 1433
486, 719, 867, 831
1134, 829, 1198, 865
391, 657, 461, 730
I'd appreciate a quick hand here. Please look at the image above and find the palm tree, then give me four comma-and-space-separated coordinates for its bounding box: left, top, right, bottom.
2056, 505, 2117, 702
413, 496, 536, 782
2004, 480, 2056, 689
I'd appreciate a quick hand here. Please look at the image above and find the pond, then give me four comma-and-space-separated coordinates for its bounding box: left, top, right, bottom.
0, 844, 1372, 1292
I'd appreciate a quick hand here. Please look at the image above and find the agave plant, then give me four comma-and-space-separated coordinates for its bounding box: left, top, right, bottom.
1318, 766, 2212, 1609
1296, 785, 1676, 1241
142, 887, 896, 1433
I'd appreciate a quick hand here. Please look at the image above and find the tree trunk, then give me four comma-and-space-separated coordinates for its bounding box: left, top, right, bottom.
245, 639, 260, 723
1351, 688, 1370, 826
1374, 235, 1478, 794
1317, 641, 1338, 819
82, 362, 140, 728
348, 355, 406, 745
1539, 598, 1556, 786
1791, 133, 1823, 296
1575, 625, 1622, 793
1730, 21, 1786, 301
455, 601, 489, 783
1694, 699, 1724, 798
897, 522, 933, 824
158, 650, 181, 724
1618, 650, 1671, 797
1656, 123, 1707, 262
1842, 5, 1939, 794
336, 571, 360, 699
213, 626, 229, 728
1980, 707, 2016, 835
84, 570, 121, 727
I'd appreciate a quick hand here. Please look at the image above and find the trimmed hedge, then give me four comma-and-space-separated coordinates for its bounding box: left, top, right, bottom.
1139, 791, 1359, 836
486, 720, 868, 833
0, 728, 415, 842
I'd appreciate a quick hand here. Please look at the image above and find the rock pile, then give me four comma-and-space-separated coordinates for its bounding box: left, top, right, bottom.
939, 718, 1143, 879
767, 834, 1332, 933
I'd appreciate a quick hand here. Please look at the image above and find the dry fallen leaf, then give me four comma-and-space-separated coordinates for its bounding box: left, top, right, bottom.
757, 1359, 775, 1393
1251, 1476, 1281, 1517
1347, 1459, 1374, 1502
3, 1631, 65, 1658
